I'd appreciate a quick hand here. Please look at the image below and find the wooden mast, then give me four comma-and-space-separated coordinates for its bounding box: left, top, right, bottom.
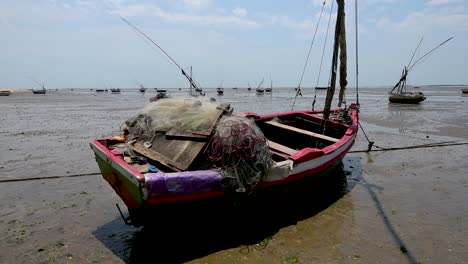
323, 0, 345, 119
337, 1, 348, 107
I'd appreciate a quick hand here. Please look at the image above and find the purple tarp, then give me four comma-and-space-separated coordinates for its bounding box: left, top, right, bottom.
144, 170, 224, 196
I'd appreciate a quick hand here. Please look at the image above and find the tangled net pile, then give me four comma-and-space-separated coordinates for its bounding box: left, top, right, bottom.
124, 98, 221, 143
207, 115, 273, 192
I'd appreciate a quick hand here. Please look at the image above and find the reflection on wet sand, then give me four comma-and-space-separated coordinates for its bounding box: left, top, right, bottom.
93, 158, 360, 263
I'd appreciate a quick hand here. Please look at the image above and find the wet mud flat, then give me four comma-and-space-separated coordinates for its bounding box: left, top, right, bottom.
0, 87, 467, 263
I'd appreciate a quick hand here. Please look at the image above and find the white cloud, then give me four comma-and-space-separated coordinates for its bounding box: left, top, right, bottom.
49, 0, 97, 12
426, 0, 462, 6
232, 7, 247, 18
110, 3, 260, 28
182, 0, 212, 10
388, 10, 468, 32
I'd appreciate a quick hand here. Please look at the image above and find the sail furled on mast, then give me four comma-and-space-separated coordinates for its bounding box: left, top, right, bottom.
337, 3, 348, 107
323, 0, 346, 119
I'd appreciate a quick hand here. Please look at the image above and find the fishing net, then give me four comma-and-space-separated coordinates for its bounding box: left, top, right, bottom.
206, 115, 273, 192
123, 97, 273, 192
124, 97, 221, 143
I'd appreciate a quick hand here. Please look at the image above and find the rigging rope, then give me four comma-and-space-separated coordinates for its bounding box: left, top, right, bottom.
291, 0, 327, 111
312, 0, 335, 111
354, 0, 360, 106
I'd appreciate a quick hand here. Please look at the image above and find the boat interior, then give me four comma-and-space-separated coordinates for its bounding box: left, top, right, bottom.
255, 112, 348, 162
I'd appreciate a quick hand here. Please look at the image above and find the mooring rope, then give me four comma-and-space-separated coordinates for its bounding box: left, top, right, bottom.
350, 141, 468, 153
0, 172, 100, 183
1, 140, 466, 184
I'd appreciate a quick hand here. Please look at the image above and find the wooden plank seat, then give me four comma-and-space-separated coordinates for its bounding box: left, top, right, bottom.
264, 120, 339, 143
267, 140, 297, 156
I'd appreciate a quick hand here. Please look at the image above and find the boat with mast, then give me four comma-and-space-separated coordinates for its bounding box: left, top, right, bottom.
139, 84, 147, 93
90, 0, 359, 226
389, 37, 453, 104
216, 80, 224, 95
31, 79, 47, 94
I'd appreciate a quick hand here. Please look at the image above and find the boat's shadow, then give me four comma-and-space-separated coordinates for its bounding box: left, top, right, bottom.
93, 156, 362, 264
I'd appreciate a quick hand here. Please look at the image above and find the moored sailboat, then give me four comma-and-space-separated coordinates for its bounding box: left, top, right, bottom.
388, 37, 452, 104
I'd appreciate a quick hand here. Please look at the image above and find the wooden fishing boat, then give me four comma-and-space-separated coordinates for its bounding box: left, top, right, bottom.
461, 88, 468, 94
149, 91, 169, 102
388, 37, 452, 104
110, 88, 121, 93
139, 85, 147, 93
91, 0, 358, 226
31, 79, 47, 94
96, 89, 106, 93
0, 90, 12, 96
315, 86, 328, 90
216, 81, 224, 95
32, 89, 46, 94
90, 101, 358, 226
389, 92, 425, 104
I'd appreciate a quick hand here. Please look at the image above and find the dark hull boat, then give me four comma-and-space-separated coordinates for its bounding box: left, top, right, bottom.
0, 90, 12, 96
461, 88, 468, 94
32, 89, 46, 94
389, 92, 425, 104
315, 86, 328, 90
110, 88, 121, 93
388, 37, 452, 104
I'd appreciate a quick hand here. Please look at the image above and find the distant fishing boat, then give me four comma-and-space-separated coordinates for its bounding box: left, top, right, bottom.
256, 78, 265, 94
111, 88, 121, 93
150, 90, 169, 102
31, 79, 47, 94
96, 89, 106, 93
0, 90, 12, 96
139, 85, 147, 93
461, 88, 468, 94
315, 86, 328, 90
32, 89, 46, 94
389, 37, 452, 104
265, 80, 273, 93
216, 81, 224, 95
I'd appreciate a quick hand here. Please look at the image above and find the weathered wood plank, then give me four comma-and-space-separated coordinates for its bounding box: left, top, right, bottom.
130, 135, 206, 171
264, 120, 339, 143
267, 140, 297, 155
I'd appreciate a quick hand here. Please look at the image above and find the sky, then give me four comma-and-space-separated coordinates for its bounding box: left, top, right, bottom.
1, 0, 467, 89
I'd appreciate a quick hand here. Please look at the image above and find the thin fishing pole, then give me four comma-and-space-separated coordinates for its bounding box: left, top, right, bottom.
406, 37, 423, 69
408, 37, 453, 72
121, 17, 184, 71
121, 16, 204, 95
30, 77, 45, 89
